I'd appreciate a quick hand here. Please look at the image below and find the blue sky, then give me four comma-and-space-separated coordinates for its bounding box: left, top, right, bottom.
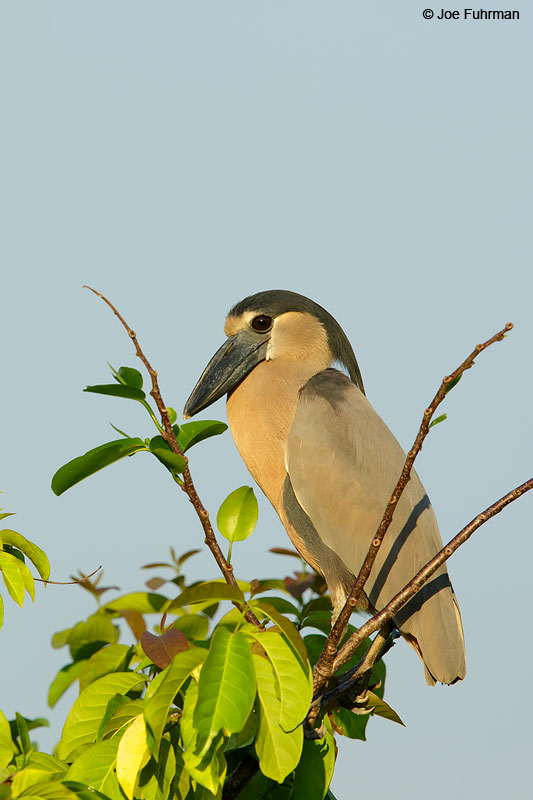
1, 3, 531, 798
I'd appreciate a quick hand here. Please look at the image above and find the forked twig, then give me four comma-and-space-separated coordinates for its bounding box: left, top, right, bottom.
33, 565, 102, 585
84, 286, 262, 628
313, 322, 514, 690
331, 476, 533, 673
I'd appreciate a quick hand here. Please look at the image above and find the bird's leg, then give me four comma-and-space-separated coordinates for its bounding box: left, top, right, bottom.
309, 622, 395, 722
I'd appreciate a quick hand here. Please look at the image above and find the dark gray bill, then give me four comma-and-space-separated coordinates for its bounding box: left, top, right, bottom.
183, 330, 269, 418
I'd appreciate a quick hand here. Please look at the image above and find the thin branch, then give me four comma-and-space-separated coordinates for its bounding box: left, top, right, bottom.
313, 321, 513, 689
33, 565, 102, 585
84, 286, 262, 628
332, 475, 533, 673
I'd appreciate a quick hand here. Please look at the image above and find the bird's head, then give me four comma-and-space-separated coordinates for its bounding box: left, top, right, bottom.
183, 289, 363, 418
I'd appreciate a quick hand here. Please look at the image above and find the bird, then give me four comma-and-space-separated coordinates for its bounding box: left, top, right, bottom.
183, 290, 466, 685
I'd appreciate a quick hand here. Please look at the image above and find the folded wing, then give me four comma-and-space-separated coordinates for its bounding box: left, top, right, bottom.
286, 369, 466, 685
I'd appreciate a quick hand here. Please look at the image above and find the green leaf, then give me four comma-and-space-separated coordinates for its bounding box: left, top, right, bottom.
216, 487, 258, 545
250, 600, 309, 667
2, 545, 25, 563
175, 421, 227, 453
172, 747, 190, 800
51, 439, 145, 496
66, 739, 122, 800
329, 706, 368, 740
101, 700, 144, 741
166, 582, 244, 613
59, 672, 147, 761
84, 384, 146, 401
144, 648, 207, 755
51, 628, 72, 650
292, 729, 336, 800
15, 713, 32, 755
300, 610, 334, 635
48, 661, 88, 708
166, 408, 178, 425
147, 436, 187, 472
109, 423, 131, 438
62, 781, 116, 800
194, 628, 256, 756
214, 607, 259, 636
11, 770, 60, 797
171, 614, 209, 641
25, 753, 67, 776
303, 634, 329, 667
255, 595, 300, 617
0, 531, 50, 581
365, 691, 404, 725
0, 552, 27, 606
12, 715, 49, 736
301, 597, 333, 616
249, 630, 312, 730
68, 614, 119, 661
116, 714, 150, 800
149, 448, 187, 474
252, 653, 302, 783
444, 373, 462, 394
17, 784, 76, 800
117, 367, 143, 390
180, 682, 226, 794
103, 592, 169, 615
429, 413, 447, 428
96, 695, 132, 742
138, 736, 176, 800
79, 644, 131, 691
0, 709, 14, 769
224, 707, 258, 752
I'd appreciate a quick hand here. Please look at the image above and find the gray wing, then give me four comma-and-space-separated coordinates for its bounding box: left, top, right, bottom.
286, 369, 466, 685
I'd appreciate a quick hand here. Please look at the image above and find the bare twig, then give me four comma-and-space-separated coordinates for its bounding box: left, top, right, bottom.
84, 286, 262, 628
313, 322, 513, 689
33, 565, 102, 585
332, 476, 533, 673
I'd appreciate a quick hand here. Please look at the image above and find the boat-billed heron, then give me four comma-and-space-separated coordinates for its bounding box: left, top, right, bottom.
184, 290, 466, 685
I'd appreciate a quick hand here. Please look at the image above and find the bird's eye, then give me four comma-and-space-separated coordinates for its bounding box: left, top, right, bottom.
251, 315, 273, 333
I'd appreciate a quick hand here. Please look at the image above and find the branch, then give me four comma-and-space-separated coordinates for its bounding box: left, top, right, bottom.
33, 565, 102, 585
313, 322, 513, 689
333, 475, 533, 673
84, 286, 262, 628
308, 622, 394, 723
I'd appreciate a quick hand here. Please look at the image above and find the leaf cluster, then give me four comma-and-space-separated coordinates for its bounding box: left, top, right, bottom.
0, 361, 403, 800
0, 548, 402, 800
0, 501, 50, 629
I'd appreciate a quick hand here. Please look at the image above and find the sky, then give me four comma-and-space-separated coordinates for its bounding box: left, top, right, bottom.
0, 2, 531, 798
